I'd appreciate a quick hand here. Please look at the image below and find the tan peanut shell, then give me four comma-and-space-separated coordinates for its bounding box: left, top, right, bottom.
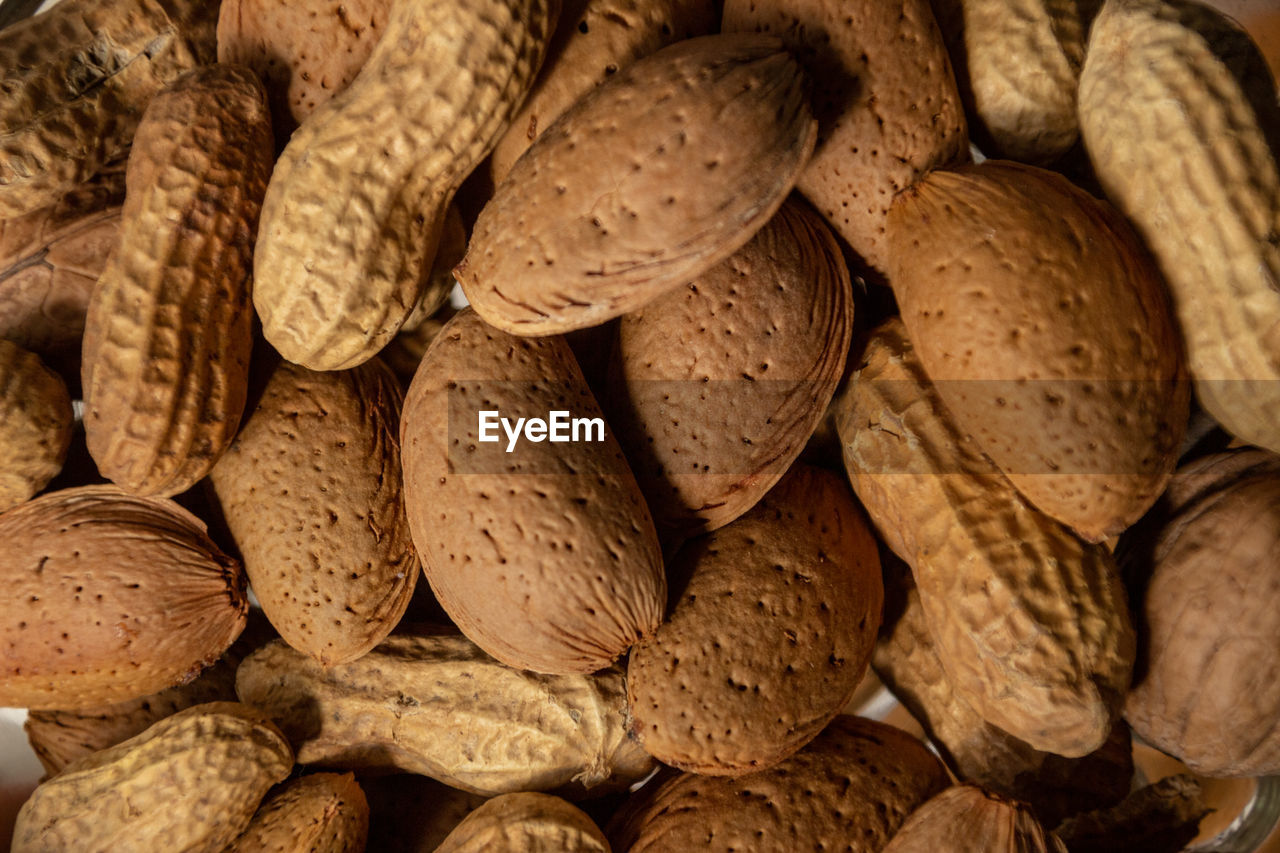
0, 485, 247, 710
882, 785, 1067, 853
400, 308, 665, 675
606, 198, 852, 539
487, 0, 717, 183
209, 357, 418, 665
835, 319, 1135, 757
1079, 0, 1280, 454
887, 160, 1188, 542
235, 632, 656, 798
932, 0, 1091, 162
607, 715, 949, 852
458, 33, 817, 336
81, 64, 273, 497
0, 341, 73, 511
11, 702, 293, 853
227, 772, 369, 853
217, 0, 390, 142
722, 0, 969, 277
626, 465, 883, 775
0, 0, 217, 218
434, 793, 610, 853
253, 0, 557, 371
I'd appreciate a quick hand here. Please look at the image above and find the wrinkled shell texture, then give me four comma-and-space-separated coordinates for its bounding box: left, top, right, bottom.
607, 715, 948, 852
932, 0, 1087, 162
0, 340, 73, 511
209, 357, 417, 666
0, 160, 124, 356
1123, 462, 1280, 776
881, 785, 1067, 853
434, 793, 610, 853
216, 0, 390, 141
401, 308, 665, 675
888, 161, 1188, 543
836, 320, 1135, 757
488, 0, 718, 182
1, 485, 247, 710
458, 33, 817, 335
81, 64, 273, 498
235, 633, 655, 798
626, 465, 883, 775
0, 0, 217, 218
722, 0, 969, 276
607, 198, 852, 537
253, 0, 557, 370
227, 772, 369, 853
12, 702, 293, 853
1079, 0, 1280, 453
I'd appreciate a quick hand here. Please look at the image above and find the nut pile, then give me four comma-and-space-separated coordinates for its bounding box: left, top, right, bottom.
1, 0, 1279, 850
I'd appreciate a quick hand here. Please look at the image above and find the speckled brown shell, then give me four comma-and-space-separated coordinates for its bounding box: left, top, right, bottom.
626, 465, 883, 775
606, 198, 852, 539
458, 33, 817, 336
722, 0, 969, 277
434, 793, 610, 853
835, 320, 1135, 757
12, 702, 293, 853
887, 160, 1189, 542
81, 64, 273, 497
227, 772, 369, 853
235, 633, 655, 798
1122, 452, 1280, 776
606, 715, 949, 852
217, 0, 390, 142
252, 0, 557, 370
0, 0, 217, 218
487, 0, 717, 183
882, 785, 1068, 853
0, 340, 73, 511
400, 308, 665, 675
209, 357, 417, 666
0, 485, 247, 710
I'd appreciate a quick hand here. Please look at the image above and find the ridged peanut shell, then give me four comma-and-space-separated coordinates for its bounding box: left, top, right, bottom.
209, 357, 417, 665
0, 340, 73, 511
882, 785, 1067, 853
1079, 0, 1280, 453
11, 702, 293, 853
722, 0, 969, 276
887, 160, 1188, 542
626, 465, 883, 775
606, 198, 852, 538
253, 0, 558, 370
487, 0, 717, 183
607, 716, 949, 852
434, 793, 610, 853
0, 0, 217, 218
0, 485, 248, 710
458, 33, 817, 335
81, 63, 273, 497
227, 772, 369, 853
235, 633, 656, 798
401, 308, 665, 674
835, 319, 1135, 757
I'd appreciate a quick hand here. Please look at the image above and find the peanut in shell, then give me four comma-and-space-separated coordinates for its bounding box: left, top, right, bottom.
0, 340, 73, 512
433, 792, 610, 853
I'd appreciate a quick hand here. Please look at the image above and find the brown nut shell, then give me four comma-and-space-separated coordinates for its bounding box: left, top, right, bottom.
227, 772, 369, 853
0, 340, 73, 511
626, 465, 883, 775
606, 715, 949, 852
434, 792, 610, 853
400, 308, 665, 675
458, 33, 817, 336
209, 357, 418, 666
881, 785, 1067, 853
0, 485, 247, 710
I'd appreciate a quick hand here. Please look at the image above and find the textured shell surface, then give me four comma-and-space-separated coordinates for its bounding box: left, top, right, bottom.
226, 771, 369, 853
0, 340, 73, 511
881, 785, 1068, 853
433, 792, 610, 853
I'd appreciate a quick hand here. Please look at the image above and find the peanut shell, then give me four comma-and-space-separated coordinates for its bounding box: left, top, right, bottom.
882, 785, 1067, 853
434, 793, 610, 853
0, 340, 73, 511
458, 33, 817, 335
227, 772, 369, 853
